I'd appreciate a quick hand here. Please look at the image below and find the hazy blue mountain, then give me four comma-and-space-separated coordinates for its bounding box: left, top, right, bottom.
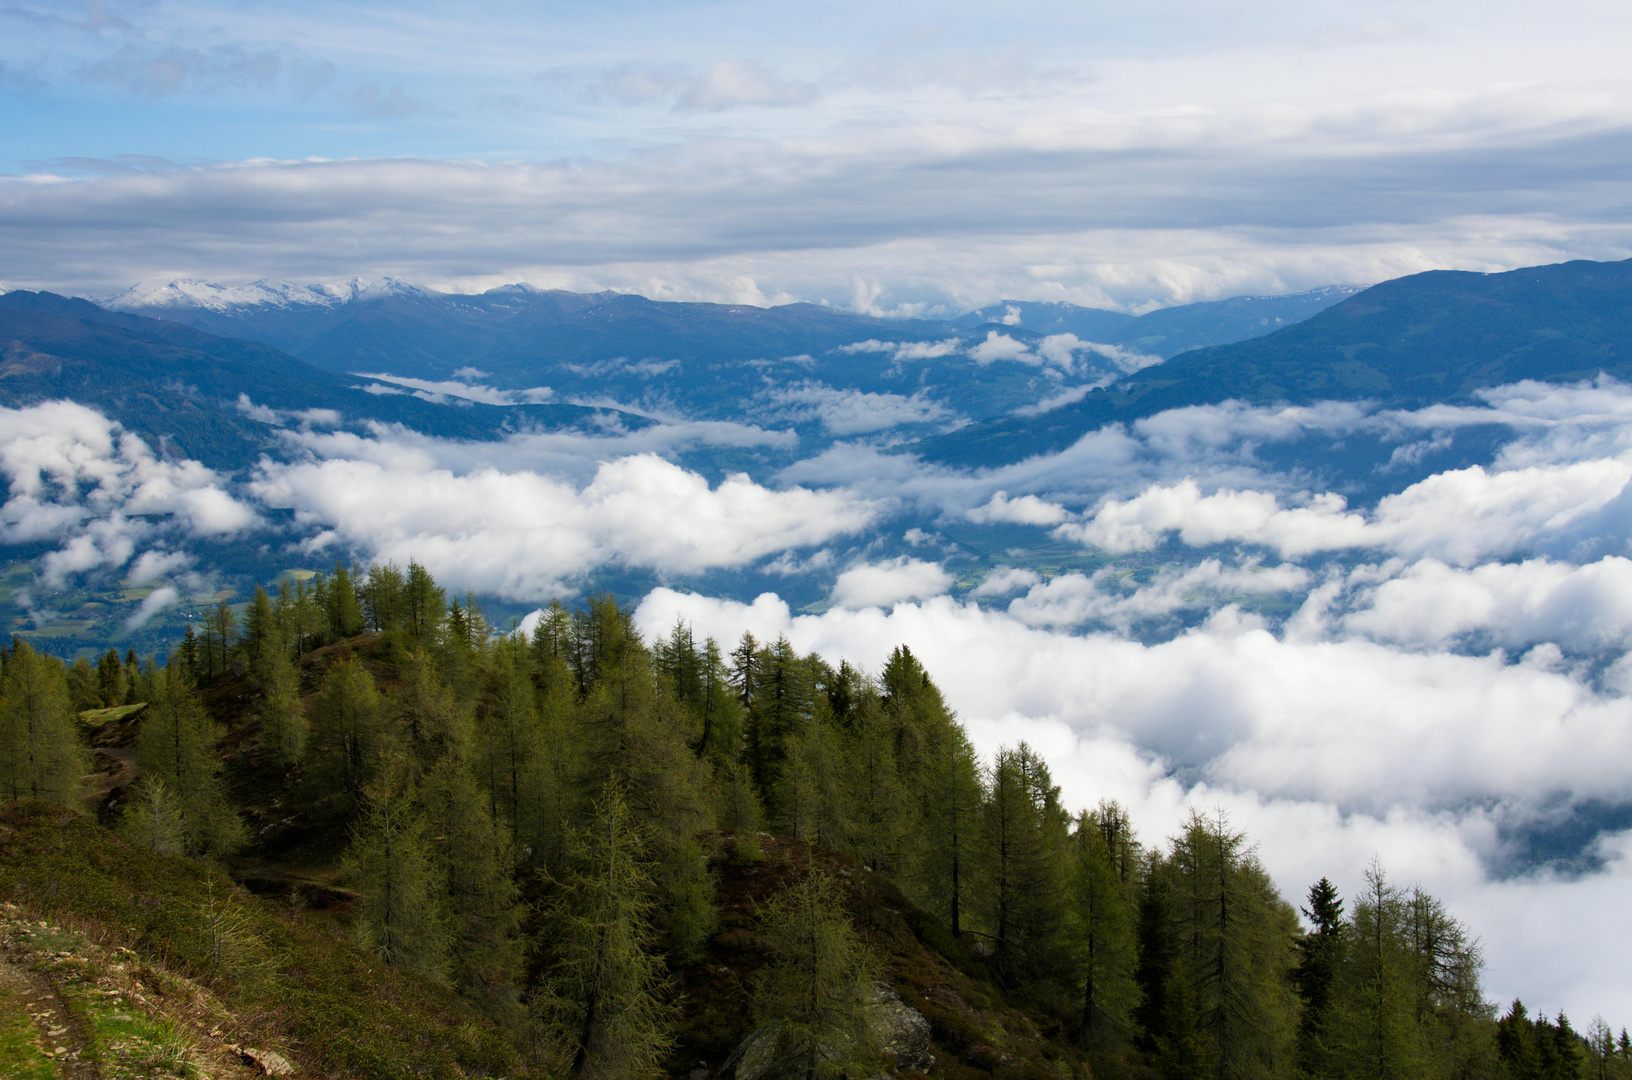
921, 258, 1632, 466
0, 291, 647, 469
954, 285, 1361, 358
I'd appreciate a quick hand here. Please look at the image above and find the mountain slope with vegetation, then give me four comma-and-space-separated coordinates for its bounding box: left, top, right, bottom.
922, 257, 1632, 466
2, 562, 1629, 1078
0, 291, 647, 469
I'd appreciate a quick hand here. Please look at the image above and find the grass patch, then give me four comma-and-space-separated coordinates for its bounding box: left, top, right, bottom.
78, 704, 146, 727
0, 979, 58, 1080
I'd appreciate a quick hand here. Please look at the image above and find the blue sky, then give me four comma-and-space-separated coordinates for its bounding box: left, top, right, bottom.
5, 0, 1632, 308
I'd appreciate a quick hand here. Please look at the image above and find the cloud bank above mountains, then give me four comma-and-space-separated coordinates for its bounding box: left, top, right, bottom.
5, 1, 1632, 309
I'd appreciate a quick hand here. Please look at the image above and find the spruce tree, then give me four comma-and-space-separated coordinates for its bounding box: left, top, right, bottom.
531, 781, 674, 1080
1294, 877, 1345, 1079
0, 639, 86, 804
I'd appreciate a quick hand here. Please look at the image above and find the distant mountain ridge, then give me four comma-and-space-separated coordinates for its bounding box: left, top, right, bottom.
955, 285, 1361, 358
920, 257, 1632, 466
0, 290, 644, 469
93, 277, 1361, 381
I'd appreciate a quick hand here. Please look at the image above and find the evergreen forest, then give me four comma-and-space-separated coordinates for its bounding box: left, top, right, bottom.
1, 559, 1628, 1080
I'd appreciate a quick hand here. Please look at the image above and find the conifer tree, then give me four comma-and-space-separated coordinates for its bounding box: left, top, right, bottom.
531, 781, 674, 1080
178, 623, 202, 680
977, 743, 1068, 984
96, 647, 128, 706
347, 766, 450, 980
403, 560, 447, 642
136, 663, 245, 855
258, 646, 307, 767
324, 562, 365, 639
1338, 859, 1419, 1080
203, 599, 237, 679
66, 655, 99, 712
1166, 808, 1297, 1080
0, 639, 86, 804
119, 774, 187, 854
362, 561, 407, 633
393, 646, 469, 773
1294, 877, 1345, 1079
480, 640, 543, 839
752, 862, 883, 1080
244, 586, 278, 663
306, 656, 393, 807
1065, 805, 1140, 1065
417, 754, 526, 1019
912, 719, 983, 937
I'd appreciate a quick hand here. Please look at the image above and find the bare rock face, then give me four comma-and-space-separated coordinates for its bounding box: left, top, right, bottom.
716, 983, 934, 1078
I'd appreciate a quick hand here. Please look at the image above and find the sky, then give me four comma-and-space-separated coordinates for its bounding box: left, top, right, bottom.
5, 0, 1632, 311
10, 0, 1632, 1032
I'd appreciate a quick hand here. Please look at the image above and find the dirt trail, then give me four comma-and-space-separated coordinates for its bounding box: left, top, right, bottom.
0, 949, 98, 1080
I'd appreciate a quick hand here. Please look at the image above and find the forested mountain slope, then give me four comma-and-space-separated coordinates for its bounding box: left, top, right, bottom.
0, 291, 648, 469
921, 257, 1632, 466
2, 561, 1624, 1078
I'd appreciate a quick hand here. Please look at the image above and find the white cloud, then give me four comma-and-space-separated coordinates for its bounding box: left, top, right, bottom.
834, 338, 962, 362
1008, 559, 1311, 629
0, 401, 257, 585
1060, 458, 1632, 564
965, 490, 1071, 525
353, 372, 554, 406
971, 566, 1041, 597
125, 585, 179, 631
675, 61, 818, 112
249, 450, 878, 599
968, 330, 1035, 364
829, 557, 953, 609
1336, 556, 1632, 654
763, 382, 953, 434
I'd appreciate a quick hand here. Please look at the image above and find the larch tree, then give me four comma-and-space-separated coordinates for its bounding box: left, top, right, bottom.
1166, 808, 1298, 1080
347, 767, 450, 980
0, 640, 86, 805
752, 862, 883, 1080
1065, 805, 1141, 1067
305, 656, 394, 810
258, 646, 307, 767
135, 662, 245, 855
417, 754, 526, 1019
530, 781, 674, 1080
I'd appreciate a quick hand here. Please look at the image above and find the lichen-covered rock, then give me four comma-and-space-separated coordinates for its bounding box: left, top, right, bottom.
867, 983, 934, 1073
